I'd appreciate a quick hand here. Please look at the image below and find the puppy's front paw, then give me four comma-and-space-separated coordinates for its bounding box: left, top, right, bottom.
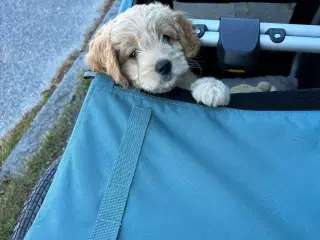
191, 77, 230, 107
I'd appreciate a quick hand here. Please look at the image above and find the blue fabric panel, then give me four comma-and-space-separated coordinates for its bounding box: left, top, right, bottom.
118, 0, 133, 14
26, 73, 320, 240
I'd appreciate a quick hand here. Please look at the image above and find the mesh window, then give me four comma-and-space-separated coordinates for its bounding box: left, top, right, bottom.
174, 2, 296, 23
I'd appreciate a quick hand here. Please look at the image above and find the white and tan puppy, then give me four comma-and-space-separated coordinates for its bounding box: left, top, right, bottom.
86, 3, 230, 107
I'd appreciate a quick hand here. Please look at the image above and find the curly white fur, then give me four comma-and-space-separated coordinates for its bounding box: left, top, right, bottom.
85, 3, 230, 107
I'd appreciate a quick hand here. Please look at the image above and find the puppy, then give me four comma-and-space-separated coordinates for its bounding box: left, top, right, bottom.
85, 3, 230, 107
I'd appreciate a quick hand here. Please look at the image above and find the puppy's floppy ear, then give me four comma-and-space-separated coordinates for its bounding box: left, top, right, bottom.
174, 11, 200, 58
85, 23, 129, 88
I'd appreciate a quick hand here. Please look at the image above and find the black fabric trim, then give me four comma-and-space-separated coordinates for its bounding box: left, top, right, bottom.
150, 88, 320, 111
133, 0, 311, 5
174, 0, 310, 3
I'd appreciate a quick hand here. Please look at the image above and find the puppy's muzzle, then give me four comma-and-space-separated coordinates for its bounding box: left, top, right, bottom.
155, 59, 172, 78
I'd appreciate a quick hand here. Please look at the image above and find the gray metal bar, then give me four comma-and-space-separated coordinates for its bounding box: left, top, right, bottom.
260, 35, 320, 53
192, 19, 320, 38
199, 32, 219, 47
192, 19, 220, 31
260, 23, 320, 38
200, 32, 320, 53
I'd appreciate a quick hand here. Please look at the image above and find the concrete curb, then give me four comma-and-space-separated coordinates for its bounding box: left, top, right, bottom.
0, 0, 122, 184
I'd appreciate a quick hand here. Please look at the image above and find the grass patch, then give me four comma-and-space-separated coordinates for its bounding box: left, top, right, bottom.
0, 75, 92, 240
0, 105, 43, 167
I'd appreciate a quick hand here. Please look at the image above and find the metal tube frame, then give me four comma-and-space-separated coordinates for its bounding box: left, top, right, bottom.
192, 19, 320, 53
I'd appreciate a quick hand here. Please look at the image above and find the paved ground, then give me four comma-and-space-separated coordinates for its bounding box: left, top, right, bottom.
174, 2, 295, 22
0, 0, 107, 137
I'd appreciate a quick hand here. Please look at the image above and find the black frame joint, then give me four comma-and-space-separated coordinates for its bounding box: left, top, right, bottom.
266, 28, 286, 43
194, 24, 208, 38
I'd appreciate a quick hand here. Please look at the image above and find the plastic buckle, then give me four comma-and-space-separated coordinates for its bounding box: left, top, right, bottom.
217, 17, 260, 73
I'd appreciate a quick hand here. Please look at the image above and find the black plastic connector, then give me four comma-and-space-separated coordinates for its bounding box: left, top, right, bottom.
194, 24, 208, 38
217, 17, 260, 73
266, 28, 286, 43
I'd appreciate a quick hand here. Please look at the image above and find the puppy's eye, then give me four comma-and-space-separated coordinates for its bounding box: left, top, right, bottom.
129, 50, 137, 58
162, 35, 170, 43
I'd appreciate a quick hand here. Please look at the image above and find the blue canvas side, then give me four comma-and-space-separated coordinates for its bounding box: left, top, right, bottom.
118, 0, 133, 13
26, 73, 320, 240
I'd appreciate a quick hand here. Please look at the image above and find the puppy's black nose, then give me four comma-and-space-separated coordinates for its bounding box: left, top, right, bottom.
155, 59, 172, 76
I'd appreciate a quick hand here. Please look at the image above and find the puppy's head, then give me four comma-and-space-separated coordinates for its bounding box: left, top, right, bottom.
85, 3, 200, 93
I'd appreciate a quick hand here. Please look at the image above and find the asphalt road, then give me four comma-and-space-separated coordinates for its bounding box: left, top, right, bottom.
0, 0, 106, 137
